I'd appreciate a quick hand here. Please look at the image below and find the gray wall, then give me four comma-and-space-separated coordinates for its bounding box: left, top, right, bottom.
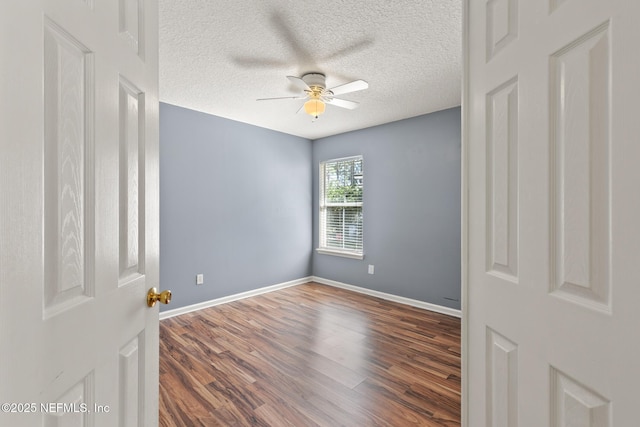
312, 107, 461, 309
159, 103, 461, 312
159, 103, 312, 311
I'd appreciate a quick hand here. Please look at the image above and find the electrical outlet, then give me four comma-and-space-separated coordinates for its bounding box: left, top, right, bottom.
196, 274, 204, 285
368, 265, 375, 275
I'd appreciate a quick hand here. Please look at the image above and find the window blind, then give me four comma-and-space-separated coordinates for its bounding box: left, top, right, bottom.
319, 156, 363, 255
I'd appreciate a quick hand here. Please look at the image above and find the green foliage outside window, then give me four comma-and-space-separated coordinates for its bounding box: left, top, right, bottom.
326, 184, 362, 203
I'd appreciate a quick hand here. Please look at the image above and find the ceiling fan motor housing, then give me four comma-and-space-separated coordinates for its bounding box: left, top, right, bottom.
302, 73, 326, 91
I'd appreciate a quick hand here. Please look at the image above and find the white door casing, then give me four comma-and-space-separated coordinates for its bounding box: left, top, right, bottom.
0, 1, 159, 426
464, 0, 640, 425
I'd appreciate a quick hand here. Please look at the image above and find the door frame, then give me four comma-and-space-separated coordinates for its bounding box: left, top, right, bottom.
460, 0, 471, 425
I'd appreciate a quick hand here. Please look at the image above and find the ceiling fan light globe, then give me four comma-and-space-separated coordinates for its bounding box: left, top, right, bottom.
304, 99, 325, 117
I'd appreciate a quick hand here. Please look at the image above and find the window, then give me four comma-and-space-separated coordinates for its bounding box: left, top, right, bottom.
318, 156, 363, 259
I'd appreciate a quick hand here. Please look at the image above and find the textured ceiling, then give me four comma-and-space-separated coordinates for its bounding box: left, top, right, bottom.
159, 0, 462, 140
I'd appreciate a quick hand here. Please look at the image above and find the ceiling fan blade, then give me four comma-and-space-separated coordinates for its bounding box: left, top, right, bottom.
286, 75, 311, 91
257, 95, 307, 101
328, 79, 368, 96
327, 98, 359, 110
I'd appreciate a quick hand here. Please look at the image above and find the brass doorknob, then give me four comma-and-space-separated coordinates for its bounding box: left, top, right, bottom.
147, 287, 172, 307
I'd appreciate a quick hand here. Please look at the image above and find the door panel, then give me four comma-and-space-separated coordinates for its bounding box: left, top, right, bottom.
119, 76, 145, 283
465, 0, 640, 425
43, 17, 95, 319
549, 22, 611, 312
0, 1, 159, 426
486, 76, 518, 282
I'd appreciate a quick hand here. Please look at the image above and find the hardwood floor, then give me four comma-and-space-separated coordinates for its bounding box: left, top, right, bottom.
159, 282, 461, 426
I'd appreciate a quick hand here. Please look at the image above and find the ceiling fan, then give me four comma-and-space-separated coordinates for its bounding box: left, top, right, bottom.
257, 73, 368, 120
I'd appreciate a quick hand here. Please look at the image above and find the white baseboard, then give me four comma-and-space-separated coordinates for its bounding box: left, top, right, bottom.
159, 275, 461, 320
311, 276, 462, 318
159, 276, 312, 320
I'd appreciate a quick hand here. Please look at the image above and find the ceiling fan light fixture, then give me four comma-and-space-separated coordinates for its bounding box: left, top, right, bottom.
258, 73, 367, 120
304, 98, 326, 118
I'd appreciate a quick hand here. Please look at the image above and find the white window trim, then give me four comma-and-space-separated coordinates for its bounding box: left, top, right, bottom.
315, 247, 364, 260
317, 155, 363, 259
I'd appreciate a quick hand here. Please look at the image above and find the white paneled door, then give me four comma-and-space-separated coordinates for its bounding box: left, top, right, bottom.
466, 0, 640, 425
0, 1, 159, 426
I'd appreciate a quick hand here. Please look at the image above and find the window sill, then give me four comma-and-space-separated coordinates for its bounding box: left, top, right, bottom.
316, 248, 364, 260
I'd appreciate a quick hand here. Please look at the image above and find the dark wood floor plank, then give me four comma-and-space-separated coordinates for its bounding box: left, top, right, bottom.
160, 282, 461, 426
